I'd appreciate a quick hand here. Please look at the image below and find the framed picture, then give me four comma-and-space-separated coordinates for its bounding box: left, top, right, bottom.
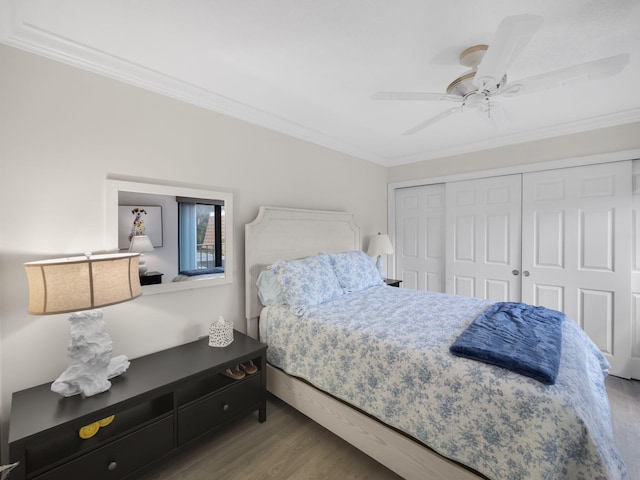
118, 205, 163, 250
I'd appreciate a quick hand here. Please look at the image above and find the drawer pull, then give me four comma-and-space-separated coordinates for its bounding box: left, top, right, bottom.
108, 461, 118, 471
79, 415, 115, 439
79, 422, 100, 439
222, 403, 230, 412
99, 415, 115, 427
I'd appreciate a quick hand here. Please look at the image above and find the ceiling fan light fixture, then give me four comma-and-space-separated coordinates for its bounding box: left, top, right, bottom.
459, 44, 489, 68
446, 45, 490, 97
463, 92, 489, 109
446, 70, 477, 97
447, 44, 511, 98
447, 72, 507, 98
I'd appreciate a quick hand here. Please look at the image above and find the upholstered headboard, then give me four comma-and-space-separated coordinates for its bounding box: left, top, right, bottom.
244, 206, 360, 338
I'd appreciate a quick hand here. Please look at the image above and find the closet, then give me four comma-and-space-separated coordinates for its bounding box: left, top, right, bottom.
395, 160, 633, 378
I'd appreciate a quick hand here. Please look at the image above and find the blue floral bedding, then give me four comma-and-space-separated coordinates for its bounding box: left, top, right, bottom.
260, 286, 626, 480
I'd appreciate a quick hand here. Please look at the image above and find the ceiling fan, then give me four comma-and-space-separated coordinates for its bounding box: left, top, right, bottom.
371, 14, 629, 135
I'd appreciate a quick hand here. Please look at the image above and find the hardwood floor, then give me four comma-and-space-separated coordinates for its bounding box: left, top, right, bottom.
139, 379, 639, 480
606, 375, 640, 480
138, 394, 401, 480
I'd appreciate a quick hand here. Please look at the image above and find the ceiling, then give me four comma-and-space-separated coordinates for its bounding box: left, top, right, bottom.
1, 0, 639, 167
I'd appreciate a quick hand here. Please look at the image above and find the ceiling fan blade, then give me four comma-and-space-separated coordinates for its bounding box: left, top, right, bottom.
474, 14, 543, 90
402, 107, 462, 135
499, 53, 630, 97
371, 92, 462, 102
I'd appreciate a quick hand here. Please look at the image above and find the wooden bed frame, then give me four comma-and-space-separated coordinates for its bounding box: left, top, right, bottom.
245, 206, 481, 480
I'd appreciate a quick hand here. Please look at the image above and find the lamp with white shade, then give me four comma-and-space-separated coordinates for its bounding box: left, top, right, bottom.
129, 234, 154, 274
367, 233, 394, 279
24, 253, 142, 397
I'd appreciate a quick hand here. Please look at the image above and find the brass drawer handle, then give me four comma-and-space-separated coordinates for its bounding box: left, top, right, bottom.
79, 415, 115, 439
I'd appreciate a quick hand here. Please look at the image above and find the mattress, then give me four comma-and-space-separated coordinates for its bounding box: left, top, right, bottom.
260, 285, 626, 480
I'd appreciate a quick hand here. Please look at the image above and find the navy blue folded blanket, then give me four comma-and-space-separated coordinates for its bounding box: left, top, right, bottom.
450, 302, 564, 385
179, 267, 224, 276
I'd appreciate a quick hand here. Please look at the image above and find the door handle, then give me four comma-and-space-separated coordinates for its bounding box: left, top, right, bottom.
523, 271, 530, 277
512, 270, 519, 276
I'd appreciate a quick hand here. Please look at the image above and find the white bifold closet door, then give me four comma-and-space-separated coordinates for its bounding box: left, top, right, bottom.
521, 161, 631, 378
445, 174, 522, 301
395, 184, 446, 292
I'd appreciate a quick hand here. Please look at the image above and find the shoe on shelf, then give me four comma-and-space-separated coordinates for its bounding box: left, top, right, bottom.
239, 360, 258, 375
222, 366, 245, 380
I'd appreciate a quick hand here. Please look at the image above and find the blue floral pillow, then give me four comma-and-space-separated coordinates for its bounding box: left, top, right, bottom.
270, 254, 343, 315
323, 251, 384, 293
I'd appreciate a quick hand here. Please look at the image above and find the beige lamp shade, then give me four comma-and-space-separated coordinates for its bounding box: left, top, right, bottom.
367, 233, 394, 256
24, 253, 142, 315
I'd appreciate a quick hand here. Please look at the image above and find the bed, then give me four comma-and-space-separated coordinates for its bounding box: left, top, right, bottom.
244, 206, 626, 480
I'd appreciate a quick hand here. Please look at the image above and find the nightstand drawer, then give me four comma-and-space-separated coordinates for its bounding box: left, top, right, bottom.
34, 416, 173, 480
178, 374, 261, 445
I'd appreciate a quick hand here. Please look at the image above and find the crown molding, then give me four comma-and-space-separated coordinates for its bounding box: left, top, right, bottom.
387, 108, 640, 166
0, 4, 386, 165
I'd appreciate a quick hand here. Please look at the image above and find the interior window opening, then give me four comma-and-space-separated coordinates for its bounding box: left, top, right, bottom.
177, 197, 225, 275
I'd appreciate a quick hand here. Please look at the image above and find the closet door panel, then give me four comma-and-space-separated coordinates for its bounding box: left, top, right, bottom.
426, 272, 443, 292
485, 278, 511, 301
455, 276, 475, 297
580, 208, 614, 271
453, 215, 476, 262
534, 284, 564, 311
534, 211, 564, 268
580, 289, 614, 354
486, 213, 511, 264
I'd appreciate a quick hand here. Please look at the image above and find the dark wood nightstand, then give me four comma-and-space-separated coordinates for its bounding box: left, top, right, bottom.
385, 278, 402, 287
140, 271, 163, 285
9, 332, 267, 480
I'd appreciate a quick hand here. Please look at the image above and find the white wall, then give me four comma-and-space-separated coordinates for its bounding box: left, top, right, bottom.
0, 44, 388, 457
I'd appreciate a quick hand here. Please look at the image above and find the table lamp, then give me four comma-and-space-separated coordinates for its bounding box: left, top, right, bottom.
128, 234, 154, 274
367, 233, 394, 279
24, 253, 142, 397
